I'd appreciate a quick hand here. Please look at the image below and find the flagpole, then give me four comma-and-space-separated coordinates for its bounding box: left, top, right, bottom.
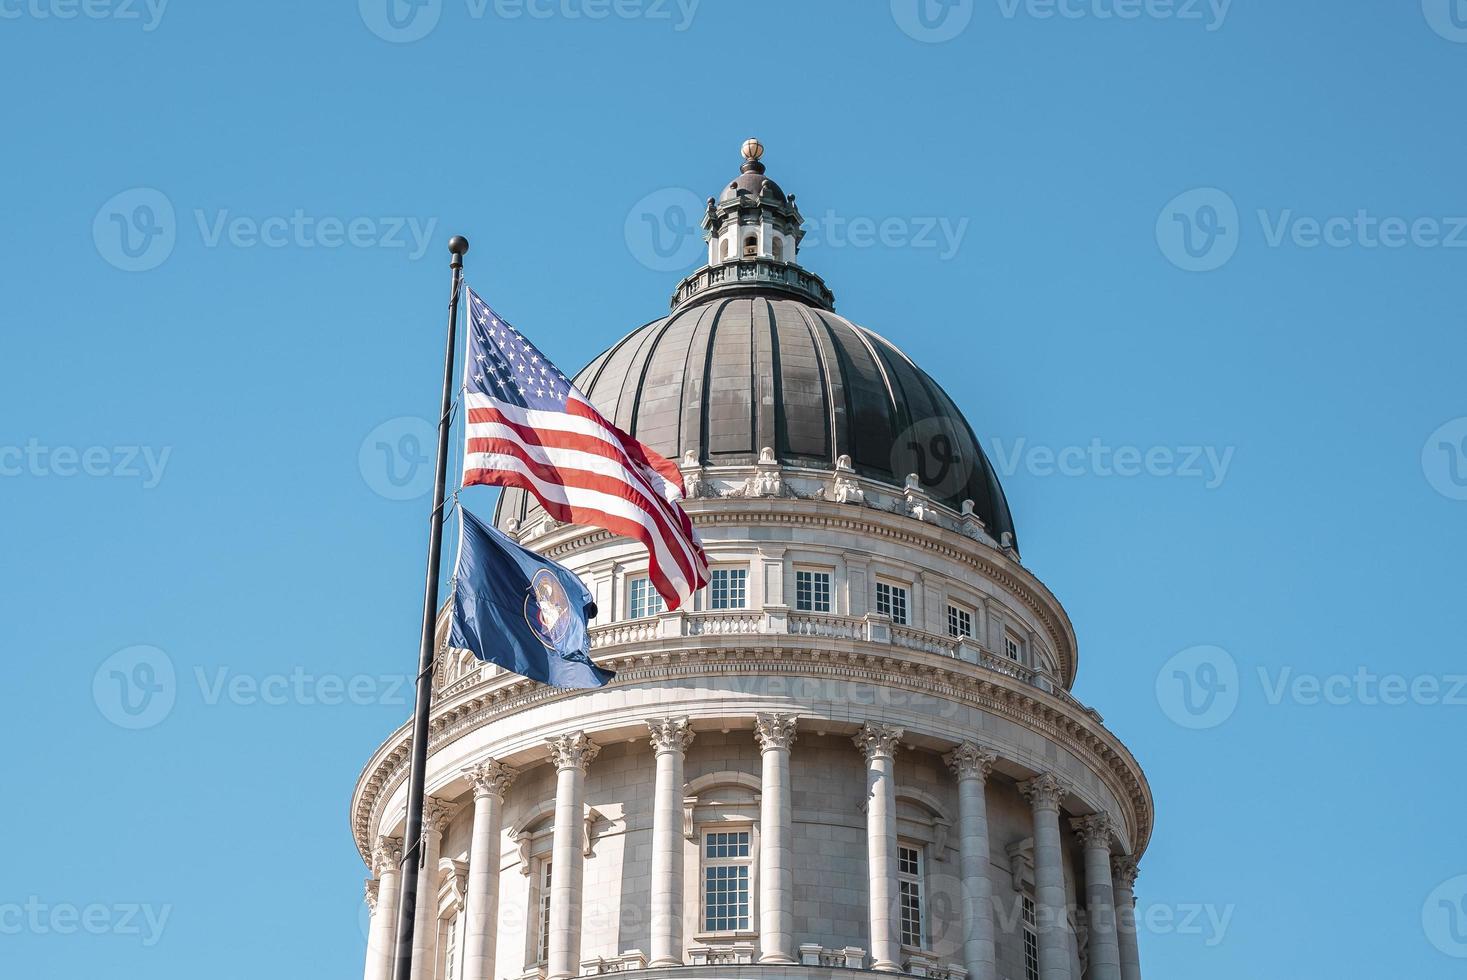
391, 233, 469, 980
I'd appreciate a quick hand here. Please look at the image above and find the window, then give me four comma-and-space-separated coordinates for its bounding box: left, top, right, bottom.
947, 604, 972, 639
703, 830, 751, 932
772, 237, 784, 260
743, 236, 757, 258
876, 581, 908, 625
537, 862, 553, 964
710, 568, 748, 610
898, 845, 924, 948
1022, 895, 1040, 980
629, 577, 666, 619
720, 239, 731, 260
795, 569, 831, 612
1005, 632, 1023, 662
443, 916, 459, 980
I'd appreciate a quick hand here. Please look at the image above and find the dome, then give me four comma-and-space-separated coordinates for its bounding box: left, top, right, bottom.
493, 140, 1018, 549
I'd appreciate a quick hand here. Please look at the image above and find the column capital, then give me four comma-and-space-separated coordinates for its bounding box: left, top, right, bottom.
547, 731, 601, 773
647, 716, 695, 755
944, 742, 998, 782
372, 835, 404, 876
364, 876, 380, 912
754, 712, 799, 752
1110, 855, 1140, 889
465, 759, 518, 801
853, 723, 905, 762
1019, 772, 1069, 813
1071, 813, 1115, 851
424, 797, 457, 836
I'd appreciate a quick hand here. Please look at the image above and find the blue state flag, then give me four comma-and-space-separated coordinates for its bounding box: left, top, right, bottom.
448, 506, 613, 689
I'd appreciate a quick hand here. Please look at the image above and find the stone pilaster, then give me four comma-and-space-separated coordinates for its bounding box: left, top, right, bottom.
365, 836, 403, 980
754, 713, 799, 964
1020, 774, 1071, 980
546, 732, 599, 980
1110, 857, 1142, 980
462, 760, 517, 980
1072, 815, 1121, 980
854, 724, 905, 973
647, 718, 695, 968
945, 743, 999, 980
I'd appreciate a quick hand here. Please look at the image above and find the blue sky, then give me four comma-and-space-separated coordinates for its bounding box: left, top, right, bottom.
3, 1, 1466, 977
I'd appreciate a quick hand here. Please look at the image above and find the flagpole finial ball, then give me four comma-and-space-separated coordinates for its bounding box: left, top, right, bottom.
741, 138, 764, 162
448, 236, 470, 256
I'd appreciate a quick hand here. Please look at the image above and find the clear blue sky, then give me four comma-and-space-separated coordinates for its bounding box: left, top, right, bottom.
3, 2, 1466, 977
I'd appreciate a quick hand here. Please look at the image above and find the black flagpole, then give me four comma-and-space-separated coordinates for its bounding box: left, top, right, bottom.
391, 234, 469, 980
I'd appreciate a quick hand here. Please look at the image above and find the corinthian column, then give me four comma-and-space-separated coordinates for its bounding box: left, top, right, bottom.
754, 713, 798, 965
854, 723, 905, 973
945, 743, 999, 980
1110, 857, 1142, 980
546, 732, 599, 980
365, 836, 403, 980
647, 718, 695, 968
462, 760, 517, 980
1020, 774, 1071, 980
1071, 815, 1121, 980
412, 799, 456, 980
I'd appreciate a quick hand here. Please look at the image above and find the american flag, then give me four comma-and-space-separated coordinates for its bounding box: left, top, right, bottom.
460, 286, 709, 608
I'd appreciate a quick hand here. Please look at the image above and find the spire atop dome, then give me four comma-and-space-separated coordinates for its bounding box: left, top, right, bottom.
740, 137, 766, 174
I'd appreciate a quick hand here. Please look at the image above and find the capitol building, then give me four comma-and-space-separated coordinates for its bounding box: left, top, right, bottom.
352, 141, 1153, 980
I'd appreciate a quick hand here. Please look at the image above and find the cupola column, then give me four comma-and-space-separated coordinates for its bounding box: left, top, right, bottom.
364, 836, 403, 980
410, 800, 455, 980
1072, 815, 1122, 980
945, 743, 999, 980
546, 733, 600, 980
1110, 857, 1143, 980
855, 724, 906, 972
647, 718, 695, 968
754, 713, 799, 964
462, 760, 517, 980
1020, 775, 1072, 980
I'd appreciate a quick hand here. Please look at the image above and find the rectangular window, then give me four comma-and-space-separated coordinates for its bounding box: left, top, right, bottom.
1022, 895, 1039, 980
1005, 633, 1022, 662
703, 830, 752, 932
898, 845, 924, 948
629, 577, 666, 619
947, 604, 972, 638
795, 569, 832, 612
876, 581, 908, 625
709, 568, 748, 610
537, 862, 553, 964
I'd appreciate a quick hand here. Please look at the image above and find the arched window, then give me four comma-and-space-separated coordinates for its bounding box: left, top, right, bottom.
743, 236, 757, 258
720, 239, 730, 260
772, 238, 784, 261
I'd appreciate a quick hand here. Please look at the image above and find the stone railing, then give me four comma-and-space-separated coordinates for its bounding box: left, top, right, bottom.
799, 944, 867, 969
670, 257, 836, 311
685, 609, 765, 636
786, 612, 866, 640
579, 950, 647, 975
688, 941, 757, 965
903, 953, 969, 980
890, 624, 960, 658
